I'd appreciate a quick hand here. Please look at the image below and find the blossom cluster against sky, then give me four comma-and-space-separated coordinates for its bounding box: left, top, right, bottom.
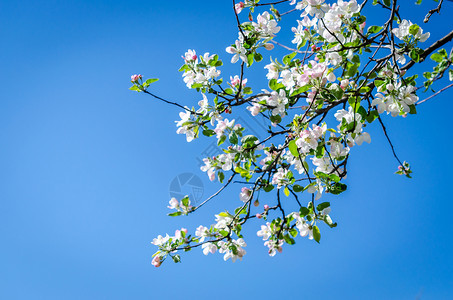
0, 0, 452, 299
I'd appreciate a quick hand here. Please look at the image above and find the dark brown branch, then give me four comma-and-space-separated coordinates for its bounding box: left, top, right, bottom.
424, 0, 444, 23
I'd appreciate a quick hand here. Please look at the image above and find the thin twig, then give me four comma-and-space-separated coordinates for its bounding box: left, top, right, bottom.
416, 82, 453, 105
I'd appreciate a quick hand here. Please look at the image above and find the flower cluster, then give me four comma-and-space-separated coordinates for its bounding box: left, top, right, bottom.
139, 0, 443, 267
180, 50, 223, 90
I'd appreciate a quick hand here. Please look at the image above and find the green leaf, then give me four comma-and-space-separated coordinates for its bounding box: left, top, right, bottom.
224, 88, 234, 95
129, 85, 141, 92
270, 114, 282, 124
168, 211, 182, 217
263, 184, 274, 192
269, 79, 285, 91
288, 140, 299, 157
430, 53, 444, 63
219, 230, 229, 237
409, 104, 417, 115
449, 69, 453, 81
283, 234, 296, 245
313, 225, 321, 243
366, 110, 379, 123
290, 85, 310, 97
218, 171, 225, 183
293, 184, 304, 192
254, 52, 263, 62
347, 64, 359, 78
299, 207, 309, 217
218, 135, 227, 146
329, 182, 347, 195
283, 52, 297, 65
284, 186, 290, 197
229, 132, 238, 145
171, 254, 181, 263
145, 78, 159, 85
181, 196, 190, 207
316, 202, 330, 212
409, 49, 420, 62
329, 84, 344, 100
367, 25, 382, 34
242, 87, 253, 95
202, 129, 215, 137
247, 53, 254, 66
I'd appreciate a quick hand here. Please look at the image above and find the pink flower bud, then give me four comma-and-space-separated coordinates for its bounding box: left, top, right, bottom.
131, 74, 142, 83
152, 256, 162, 267
340, 79, 349, 90
256, 213, 262, 219
264, 43, 274, 51
264, 204, 269, 210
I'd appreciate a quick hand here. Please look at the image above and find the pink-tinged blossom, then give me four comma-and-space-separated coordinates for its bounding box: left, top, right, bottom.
306, 179, 324, 200
294, 213, 314, 239
202, 242, 218, 255
183, 49, 198, 62
151, 255, 162, 267
267, 90, 288, 117
168, 197, 180, 210
354, 132, 371, 146
264, 62, 279, 80
230, 75, 247, 88
214, 118, 235, 139
218, 239, 247, 262
257, 222, 272, 240
235, 2, 245, 14
340, 79, 349, 89
200, 158, 216, 181
239, 187, 252, 202
175, 109, 196, 142
131, 74, 142, 82
226, 40, 247, 64
252, 11, 281, 38
272, 167, 291, 188
264, 239, 283, 257
392, 19, 430, 42
152, 234, 170, 246
247, 103, 262, 116
195, 225, 209, 242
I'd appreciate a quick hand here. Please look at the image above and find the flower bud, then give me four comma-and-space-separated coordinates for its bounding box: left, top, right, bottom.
256, 213, 262, 219
264, 43, 274, 51
131, 74, 142, 83
152, 256, 162, 267
254, 199, 260, 207
264, 204, 269, 210
340, 79, 349, 90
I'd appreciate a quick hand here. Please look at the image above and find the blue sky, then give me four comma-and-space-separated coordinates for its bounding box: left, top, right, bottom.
1, 0, 452, 299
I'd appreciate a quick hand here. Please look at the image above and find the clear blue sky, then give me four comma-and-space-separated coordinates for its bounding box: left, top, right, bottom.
1, 1, 452, 299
